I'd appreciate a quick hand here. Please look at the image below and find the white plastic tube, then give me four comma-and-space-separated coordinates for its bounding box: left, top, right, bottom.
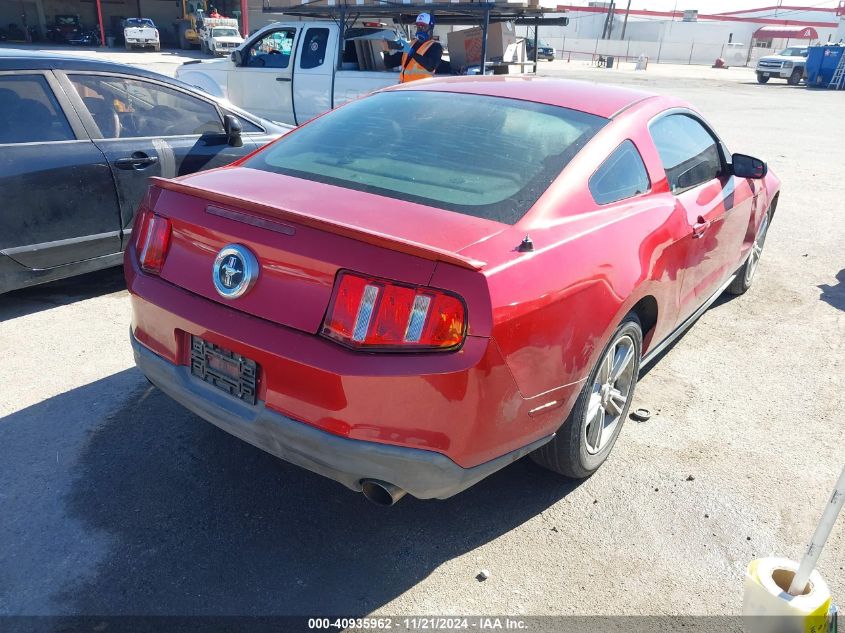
788, 464, 845, 596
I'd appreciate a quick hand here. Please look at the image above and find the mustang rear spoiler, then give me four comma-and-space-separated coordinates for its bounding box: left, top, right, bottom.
149, 177, 487, 272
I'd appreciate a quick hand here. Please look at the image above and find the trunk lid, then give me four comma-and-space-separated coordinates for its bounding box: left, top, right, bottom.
149, 168, 502, 334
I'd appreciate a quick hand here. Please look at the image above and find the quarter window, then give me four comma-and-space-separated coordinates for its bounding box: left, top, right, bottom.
589, 140, 650, 205
223, 110, 264, 133
0, 75, 74, 144
650, 114, 722, 193
69, 75, 224, 138
300, 28, 329, 69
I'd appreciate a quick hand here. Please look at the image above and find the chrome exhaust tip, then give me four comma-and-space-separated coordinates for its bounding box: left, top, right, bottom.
361, 479, 407, 507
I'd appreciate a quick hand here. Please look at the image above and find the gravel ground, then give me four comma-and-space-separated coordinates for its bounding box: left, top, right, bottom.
0, 51, 842, 619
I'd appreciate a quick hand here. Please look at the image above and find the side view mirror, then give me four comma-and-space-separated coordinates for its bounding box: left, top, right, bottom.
231, 49, 242, 66
223, 114, 243, 147
732, 153, 767, 179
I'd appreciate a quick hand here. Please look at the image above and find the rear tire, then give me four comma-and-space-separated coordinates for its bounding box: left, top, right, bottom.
727, 211, 770, 296
531, 314, 642, 479
756, 73, 769, 84
125, 41, 131, 50
787, 68, 802, 86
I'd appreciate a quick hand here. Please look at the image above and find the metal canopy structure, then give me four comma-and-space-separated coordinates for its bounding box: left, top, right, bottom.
261, 2, 569, 73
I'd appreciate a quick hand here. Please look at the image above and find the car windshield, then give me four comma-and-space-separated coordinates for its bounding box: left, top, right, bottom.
780, 47, 808, 57
246, 91, 606, 224
125, 18, 155, 28
213, 28, 239, 37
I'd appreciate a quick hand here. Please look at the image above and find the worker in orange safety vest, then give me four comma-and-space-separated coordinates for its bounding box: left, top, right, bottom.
383, 13, 443, 83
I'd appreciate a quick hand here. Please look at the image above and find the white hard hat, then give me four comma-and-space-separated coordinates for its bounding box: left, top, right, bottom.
415, 12, 433, 26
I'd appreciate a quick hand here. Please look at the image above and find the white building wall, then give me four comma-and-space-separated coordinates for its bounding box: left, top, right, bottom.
607, 15, 835, 47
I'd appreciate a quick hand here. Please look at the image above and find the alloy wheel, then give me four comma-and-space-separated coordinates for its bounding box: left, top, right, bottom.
583, 335, 637, 455
744, 214, 769, 285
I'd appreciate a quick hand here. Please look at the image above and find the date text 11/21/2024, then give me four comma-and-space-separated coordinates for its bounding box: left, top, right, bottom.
307, 617, 528, 630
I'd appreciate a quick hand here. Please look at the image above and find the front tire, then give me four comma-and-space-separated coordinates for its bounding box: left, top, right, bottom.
787, 68, 802, 86
756, 73, 769, 84
727, 211, 770, 296
531, 314, 642, 479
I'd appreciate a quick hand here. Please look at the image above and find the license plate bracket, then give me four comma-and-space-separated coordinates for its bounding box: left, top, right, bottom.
190, 336, 258, 404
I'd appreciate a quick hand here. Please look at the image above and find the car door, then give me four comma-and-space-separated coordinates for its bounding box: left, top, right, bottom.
58, 71, 256, 245
649, 112, 754, 318
227, 27, 298, 124
294, 25, 333, 124
0, 70, 121, 272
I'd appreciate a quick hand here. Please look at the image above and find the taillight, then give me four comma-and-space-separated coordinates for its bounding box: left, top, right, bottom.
134, 209, 171, 275
322, 271, 466, 351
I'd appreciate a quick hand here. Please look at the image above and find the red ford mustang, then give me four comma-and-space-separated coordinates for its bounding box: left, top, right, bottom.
125, 77, 779, 505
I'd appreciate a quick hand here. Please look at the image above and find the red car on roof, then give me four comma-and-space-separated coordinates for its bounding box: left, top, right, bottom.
126, 77, 779, 506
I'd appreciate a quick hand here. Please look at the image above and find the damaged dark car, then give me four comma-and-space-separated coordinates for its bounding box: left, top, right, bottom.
0, 51, 290, 294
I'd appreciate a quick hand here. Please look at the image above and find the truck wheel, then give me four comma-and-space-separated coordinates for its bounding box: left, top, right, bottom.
531, 314, 642, 479
787, 68, 802, 86
153, 43, 160, 52
125, 41, 131, 50
756, 73, 769, 84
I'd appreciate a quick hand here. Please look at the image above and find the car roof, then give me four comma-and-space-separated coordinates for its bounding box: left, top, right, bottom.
387, 76, 660, 119
0, 49, 183, 80
0, 49, 289, 131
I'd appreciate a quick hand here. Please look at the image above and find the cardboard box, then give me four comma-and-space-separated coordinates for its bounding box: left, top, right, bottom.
446, 21, 517, 68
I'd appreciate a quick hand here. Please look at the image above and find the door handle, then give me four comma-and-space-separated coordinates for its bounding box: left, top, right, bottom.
692, 216, 711, 238
276, 77, 291, 82
115, 154, 159, 169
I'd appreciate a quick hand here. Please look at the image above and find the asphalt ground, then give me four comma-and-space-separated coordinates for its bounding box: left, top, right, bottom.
0, 48, 843, 620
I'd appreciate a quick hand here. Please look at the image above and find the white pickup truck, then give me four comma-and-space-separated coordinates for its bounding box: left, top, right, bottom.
176, 21, 409, 126
755, 46, 809, 85
123, 17, 160, 51
199, 17, 244, 56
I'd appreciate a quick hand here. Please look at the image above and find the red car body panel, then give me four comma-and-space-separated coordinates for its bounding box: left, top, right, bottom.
125, 78, 780, 497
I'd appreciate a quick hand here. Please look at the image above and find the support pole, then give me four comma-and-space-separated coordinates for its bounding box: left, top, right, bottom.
620, 0, 631, 40
96, 0, 106, 47
337, 4, 346, 71
479, 7, 489, 75
240, 0, 248, 36
532, 17, 538, 74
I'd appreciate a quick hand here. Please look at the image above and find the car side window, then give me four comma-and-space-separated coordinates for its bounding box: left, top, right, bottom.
69, 74, 224, 138
649, 114, 722, 194
0, 75, 75, 144
589, 140, 650, 205
300, 27, 329, 69
246, 29, 296, 68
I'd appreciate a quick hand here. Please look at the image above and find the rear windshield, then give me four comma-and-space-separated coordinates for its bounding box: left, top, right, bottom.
245, 91, 606, 224
125, 18, 154, 28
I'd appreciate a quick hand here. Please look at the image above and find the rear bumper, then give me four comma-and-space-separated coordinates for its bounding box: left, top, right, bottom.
132, 334, 552, 499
